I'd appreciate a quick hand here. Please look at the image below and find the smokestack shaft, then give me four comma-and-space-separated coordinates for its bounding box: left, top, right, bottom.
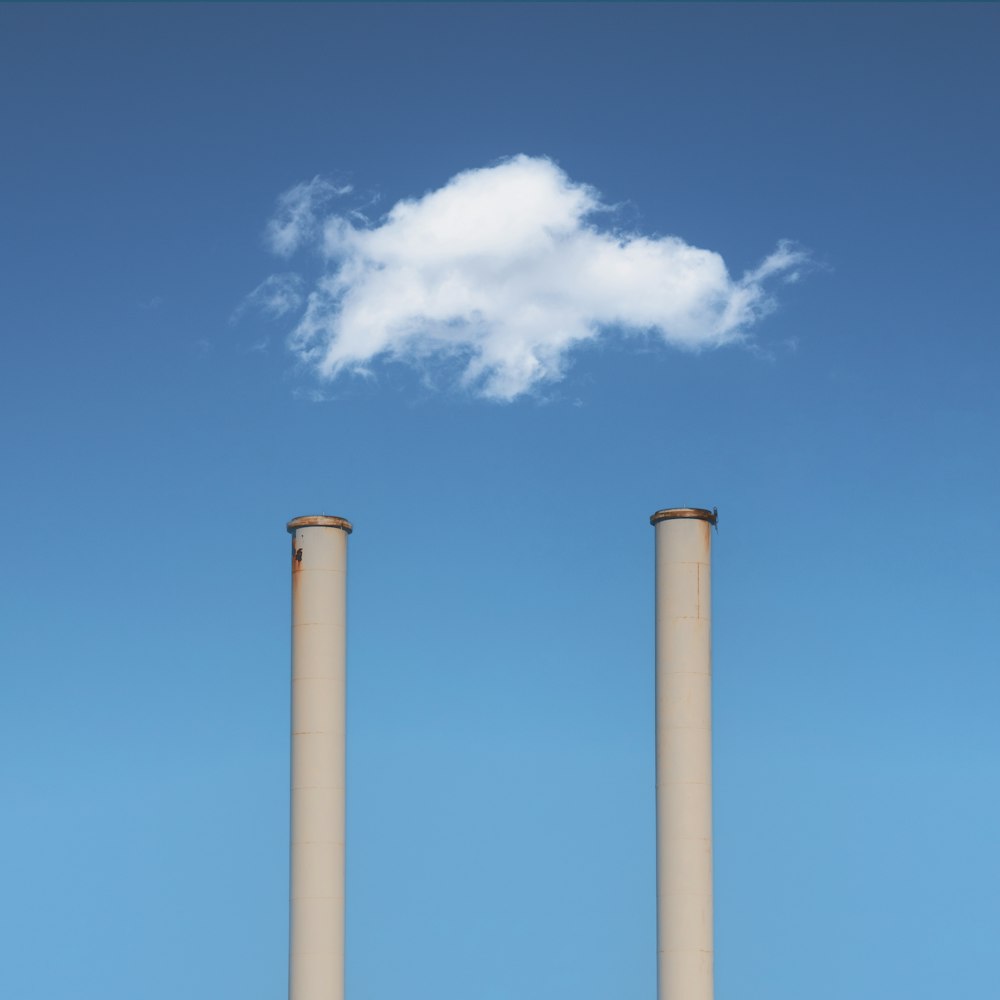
652, 508, 715, 1000
287, 515, 352, 1000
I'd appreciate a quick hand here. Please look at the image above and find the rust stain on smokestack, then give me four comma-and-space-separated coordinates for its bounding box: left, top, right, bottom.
650, 506, 717, 526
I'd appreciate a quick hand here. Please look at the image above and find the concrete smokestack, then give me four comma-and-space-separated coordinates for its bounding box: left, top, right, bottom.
287, 514, 352, 1000
651, 507, 716, 1000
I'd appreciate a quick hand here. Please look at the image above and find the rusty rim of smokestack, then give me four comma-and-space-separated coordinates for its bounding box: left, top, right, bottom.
649, 507, 717, 526
287, 515, 354, 534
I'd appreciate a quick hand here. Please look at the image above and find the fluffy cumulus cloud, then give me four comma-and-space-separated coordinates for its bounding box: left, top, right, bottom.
264, 156, 806, 400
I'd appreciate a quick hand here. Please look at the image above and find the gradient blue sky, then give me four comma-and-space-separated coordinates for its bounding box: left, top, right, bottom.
2, 5, 998, 999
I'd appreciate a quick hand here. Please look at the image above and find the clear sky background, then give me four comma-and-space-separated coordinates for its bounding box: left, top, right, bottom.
2, 4, 998, 999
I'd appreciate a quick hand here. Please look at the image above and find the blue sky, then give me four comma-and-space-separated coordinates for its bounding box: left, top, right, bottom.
2, 4, 998, 998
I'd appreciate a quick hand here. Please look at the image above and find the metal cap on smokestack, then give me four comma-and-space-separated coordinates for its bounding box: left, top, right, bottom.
287, 514, 352, 1000
651, 506, 716, 1000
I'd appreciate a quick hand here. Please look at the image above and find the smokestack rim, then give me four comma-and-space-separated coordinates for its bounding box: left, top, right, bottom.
649, 506, 717, 527
286, 514, 353, 534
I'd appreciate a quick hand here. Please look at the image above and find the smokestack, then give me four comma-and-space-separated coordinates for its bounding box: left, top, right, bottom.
287, 514, 352, 1000
651, 507, 716, 1000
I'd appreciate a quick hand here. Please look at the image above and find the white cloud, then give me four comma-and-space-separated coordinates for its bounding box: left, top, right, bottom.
270, 156, 807, 400
231, 273, 304, 324
265, 176, 353, 257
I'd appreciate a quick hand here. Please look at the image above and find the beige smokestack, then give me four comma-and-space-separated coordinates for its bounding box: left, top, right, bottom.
651, 507, 716, 1000
287, 514, 352, 1000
